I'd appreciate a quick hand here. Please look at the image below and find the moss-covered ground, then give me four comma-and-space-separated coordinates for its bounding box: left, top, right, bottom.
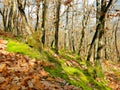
5, 39, 113, 90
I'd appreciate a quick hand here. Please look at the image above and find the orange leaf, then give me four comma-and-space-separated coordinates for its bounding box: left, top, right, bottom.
46, 77, 54, 81
0, 64, 7, 72
40, 70, 49, 77
108, 82, 119, 90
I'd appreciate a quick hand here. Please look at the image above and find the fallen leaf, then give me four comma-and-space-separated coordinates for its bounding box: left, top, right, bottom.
34, 81, 44, 89
108, 82, 119, 90
27, 80, 34, 88
0, 77, 5, 83
46, 77, 54, 81
39, 70, 49, 77
0, 63, 6, 72
9, 84, 20, 90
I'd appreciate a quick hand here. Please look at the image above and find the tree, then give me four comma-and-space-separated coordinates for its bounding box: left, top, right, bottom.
35, 0, 40, 31
114, 17, 120, 61
64, 6, 69, 50
17, 0, 32, 36
78, 0, 93, 55
54, 0, 61, 54
87, 0, 114, 61
0, 0, 12, 32
41, 0, 48, 46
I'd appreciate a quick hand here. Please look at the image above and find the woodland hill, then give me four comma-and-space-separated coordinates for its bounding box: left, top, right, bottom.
0, 30, 119, 90
0, 0, 120, 90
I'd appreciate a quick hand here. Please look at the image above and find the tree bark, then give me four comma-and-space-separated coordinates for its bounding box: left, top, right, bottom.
41, 0, 47, 46
35, 1, 40, 31
114, 17, 120, 61
54, 0, 61, 54
64, 6, 69, 50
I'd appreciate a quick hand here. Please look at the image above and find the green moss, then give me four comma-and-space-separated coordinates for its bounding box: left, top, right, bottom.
5, 40, 111, 89
90, 79, 111, 90
63, 66, 93, 89
43, 51, 69, 80
6, 40, 41, 59
64, 67, 81, 75
59, 59, 65, 64
60, 53, 74, 60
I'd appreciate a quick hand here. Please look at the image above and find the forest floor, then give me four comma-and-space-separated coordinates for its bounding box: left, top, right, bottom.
0, 39, 80, 90
103, 60, 120, 90
0, 31, 120, 90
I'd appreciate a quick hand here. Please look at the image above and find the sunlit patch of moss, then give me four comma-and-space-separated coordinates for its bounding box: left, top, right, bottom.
64, 66, 81, 75
48, 49, 55, 55
85, 64, 110, 90
43, 51, 69, 81
59, 51, 75, 60
95, 65, 104, 78
45, 65, 69, 80
90, 79, 111, 90
59, 59, 65, 64
6, 40, 41, 59
69, 79, 92, 90
64, 67, 88, 81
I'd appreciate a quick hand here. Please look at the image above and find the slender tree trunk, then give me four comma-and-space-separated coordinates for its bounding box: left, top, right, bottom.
68, 28, 72, 51
114, 17, 120, 61
35, 1, 40, 31
0, 8, 9, 32
78, 0, 86, 55
104, 37, 108, 59
64, 6, 69, 49
8, 2, 14, 32
41, 0, 47, 46
17, 0, 32, 36
71, 7, 75, 53
78, 0, 92, 55
54, 0, 61, 54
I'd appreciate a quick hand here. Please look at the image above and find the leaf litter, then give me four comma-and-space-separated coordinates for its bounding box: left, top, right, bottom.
0, 39, 80, 90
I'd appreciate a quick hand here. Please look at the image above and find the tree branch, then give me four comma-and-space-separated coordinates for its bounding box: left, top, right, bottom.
104, 0, 113, 13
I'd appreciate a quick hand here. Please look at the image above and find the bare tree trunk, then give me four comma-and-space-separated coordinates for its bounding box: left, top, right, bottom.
35, 1, 40, 31
17, 0, 32, 35
78, 0, 86, 55
71, 6, 75, 53
78, 1, 92, 55
68, 29, 72, 51
54, 0, 61, 54
41, 0, 47, 46
104, 37, 108, 59
0, 6, 9, 31
87, 0, 113, 61
64, 6, 69, 50
114, 17, 120, 61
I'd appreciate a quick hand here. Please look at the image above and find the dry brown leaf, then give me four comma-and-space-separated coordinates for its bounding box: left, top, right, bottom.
9, 84, 20, 90
0, 63, 7, 72
108, 82, 119, 90
27, 80, 34, 88
40, 70, 49, 77
46, 77, 55, 81
21, 76, 31, 85
64, 85, 75, 90
0, 82, 9, 89
0, 77, 5, 83
34, 81, 44, 89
